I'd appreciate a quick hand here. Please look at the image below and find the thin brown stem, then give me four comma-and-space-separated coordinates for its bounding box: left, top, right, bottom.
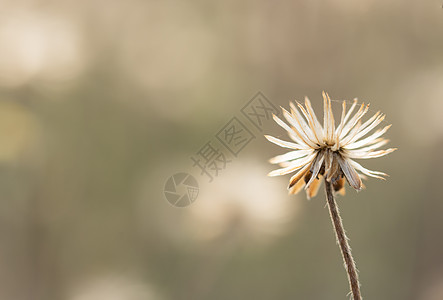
324, 179, 362, 300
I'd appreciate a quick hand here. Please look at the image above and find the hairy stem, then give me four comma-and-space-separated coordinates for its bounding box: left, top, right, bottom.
324, 180, 362, 300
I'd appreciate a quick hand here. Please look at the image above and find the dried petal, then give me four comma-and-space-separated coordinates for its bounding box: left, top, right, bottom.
307, 176, 322, 199
305, 151, 325, 189
288, 162, 312, 188
336, 153, 362, 190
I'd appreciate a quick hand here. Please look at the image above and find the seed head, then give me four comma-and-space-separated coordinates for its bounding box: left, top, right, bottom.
265, 92, 396, 198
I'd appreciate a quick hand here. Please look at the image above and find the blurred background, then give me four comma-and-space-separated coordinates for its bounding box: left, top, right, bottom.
0, 0, 443, 299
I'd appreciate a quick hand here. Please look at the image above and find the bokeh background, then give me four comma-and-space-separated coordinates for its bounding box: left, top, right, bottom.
1, 0, 443, 299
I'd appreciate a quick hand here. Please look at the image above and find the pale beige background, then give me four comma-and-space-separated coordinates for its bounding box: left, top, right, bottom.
0, 1, 442, 299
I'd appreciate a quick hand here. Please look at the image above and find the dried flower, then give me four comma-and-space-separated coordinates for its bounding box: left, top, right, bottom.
266, 91, 396, 198
265, 92, 396, 299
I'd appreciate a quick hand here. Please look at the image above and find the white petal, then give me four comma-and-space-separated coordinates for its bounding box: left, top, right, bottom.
347, 159, 388, 179
268, 153, 316, 176
269, 149, 314, 164
272, 114, 307, 146
304, 96, 325, 142
293, 101, 322, 144
264, 135, 308, 150
323, 92, 329, 140
344, 113, 385, 146
326, 92, 335, 141
339, 103, 369, 140
345, 125, 391, 149
289, 102, 320, 145
322, 92, 335, 142
346, 148, 397, 159
335, 100, 347, 143
341, 99, 358, 130
282, 108, 318, 148
340, 121, 362, 146
356, 111, 381, 134
344, 139, 389, 153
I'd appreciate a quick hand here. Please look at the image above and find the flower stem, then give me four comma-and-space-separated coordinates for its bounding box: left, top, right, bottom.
324, 179, 362, 300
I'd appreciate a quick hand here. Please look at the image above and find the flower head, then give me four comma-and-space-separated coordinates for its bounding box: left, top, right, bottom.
265, 92, 396, 198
